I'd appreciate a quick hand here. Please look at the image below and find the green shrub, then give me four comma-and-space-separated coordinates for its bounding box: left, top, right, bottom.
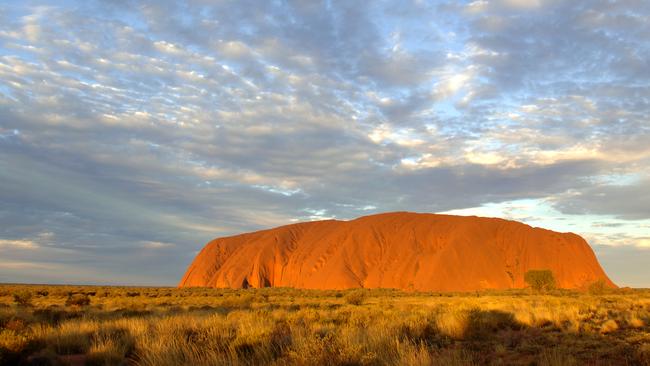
524, 270, 556, 292
588, 280, 608, 295
12, 291, 33, 307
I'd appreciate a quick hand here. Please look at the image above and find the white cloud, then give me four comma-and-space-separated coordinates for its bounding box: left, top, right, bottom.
501, 0, 543, 10
0, 260, 55, 269
637, 239, 650, 248
140, 241, 175, 249
0, 239, 38, 250
218, 41, 252, 59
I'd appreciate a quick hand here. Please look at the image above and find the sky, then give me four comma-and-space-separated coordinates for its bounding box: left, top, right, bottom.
0, 0, 649, 287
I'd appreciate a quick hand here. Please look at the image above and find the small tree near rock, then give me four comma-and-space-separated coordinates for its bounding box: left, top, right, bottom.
588, 279, 608, 295
524, 270, 556, 292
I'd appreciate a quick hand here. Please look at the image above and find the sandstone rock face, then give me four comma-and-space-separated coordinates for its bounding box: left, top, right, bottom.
179, 212, 616, 291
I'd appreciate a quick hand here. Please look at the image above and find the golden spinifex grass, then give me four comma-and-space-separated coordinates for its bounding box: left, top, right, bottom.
0, 285, 649, 365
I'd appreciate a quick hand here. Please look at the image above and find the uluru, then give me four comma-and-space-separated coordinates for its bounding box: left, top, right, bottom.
179, 212, 616, 292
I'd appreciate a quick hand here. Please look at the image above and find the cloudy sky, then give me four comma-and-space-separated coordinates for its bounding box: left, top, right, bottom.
1, 0, 649, 287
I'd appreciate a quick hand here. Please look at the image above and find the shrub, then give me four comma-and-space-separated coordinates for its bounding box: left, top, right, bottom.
66, 294, 91, 307
4, 319, 25, 332
12, 291, 33, 307
588, 280, 608, 295
524, 270, 556, 292
220, 294, 254, 309
344, 290, 366, 306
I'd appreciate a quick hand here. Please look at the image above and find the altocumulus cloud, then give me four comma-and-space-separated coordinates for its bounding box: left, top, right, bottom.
0, 0, 649, 286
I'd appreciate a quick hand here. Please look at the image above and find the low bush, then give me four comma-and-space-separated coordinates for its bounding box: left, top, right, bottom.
13, 291, 33, 307
344, 290, 366, 306
66, 294, 91, 307
588, 280, 608, 295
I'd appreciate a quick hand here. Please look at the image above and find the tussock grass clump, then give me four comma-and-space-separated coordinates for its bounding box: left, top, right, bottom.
86, 331, 133, 366
0, 329, 30, 353
600, 319, 619, 334
435, 308, 469, 340
628, 316, 644, 328
40, 320, 96, 355
344, 290, 367, 306
220, 293, 255, 309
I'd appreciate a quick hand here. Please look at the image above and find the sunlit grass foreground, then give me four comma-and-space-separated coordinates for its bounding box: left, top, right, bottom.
1, 285, 649, 365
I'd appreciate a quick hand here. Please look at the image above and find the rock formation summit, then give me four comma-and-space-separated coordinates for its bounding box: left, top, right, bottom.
179, 212, 615, 291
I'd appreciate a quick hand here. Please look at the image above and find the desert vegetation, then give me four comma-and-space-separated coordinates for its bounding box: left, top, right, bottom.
0, 284, 649, 365
523, 270, 556, 293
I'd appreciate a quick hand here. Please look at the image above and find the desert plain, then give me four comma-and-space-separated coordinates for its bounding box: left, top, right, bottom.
1, 284, 649, 365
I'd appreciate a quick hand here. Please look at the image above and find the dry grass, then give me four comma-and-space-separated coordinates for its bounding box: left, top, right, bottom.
0, 284, 648, 365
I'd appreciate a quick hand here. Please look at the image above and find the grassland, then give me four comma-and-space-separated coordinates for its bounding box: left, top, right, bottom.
0, 284, 649, 365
